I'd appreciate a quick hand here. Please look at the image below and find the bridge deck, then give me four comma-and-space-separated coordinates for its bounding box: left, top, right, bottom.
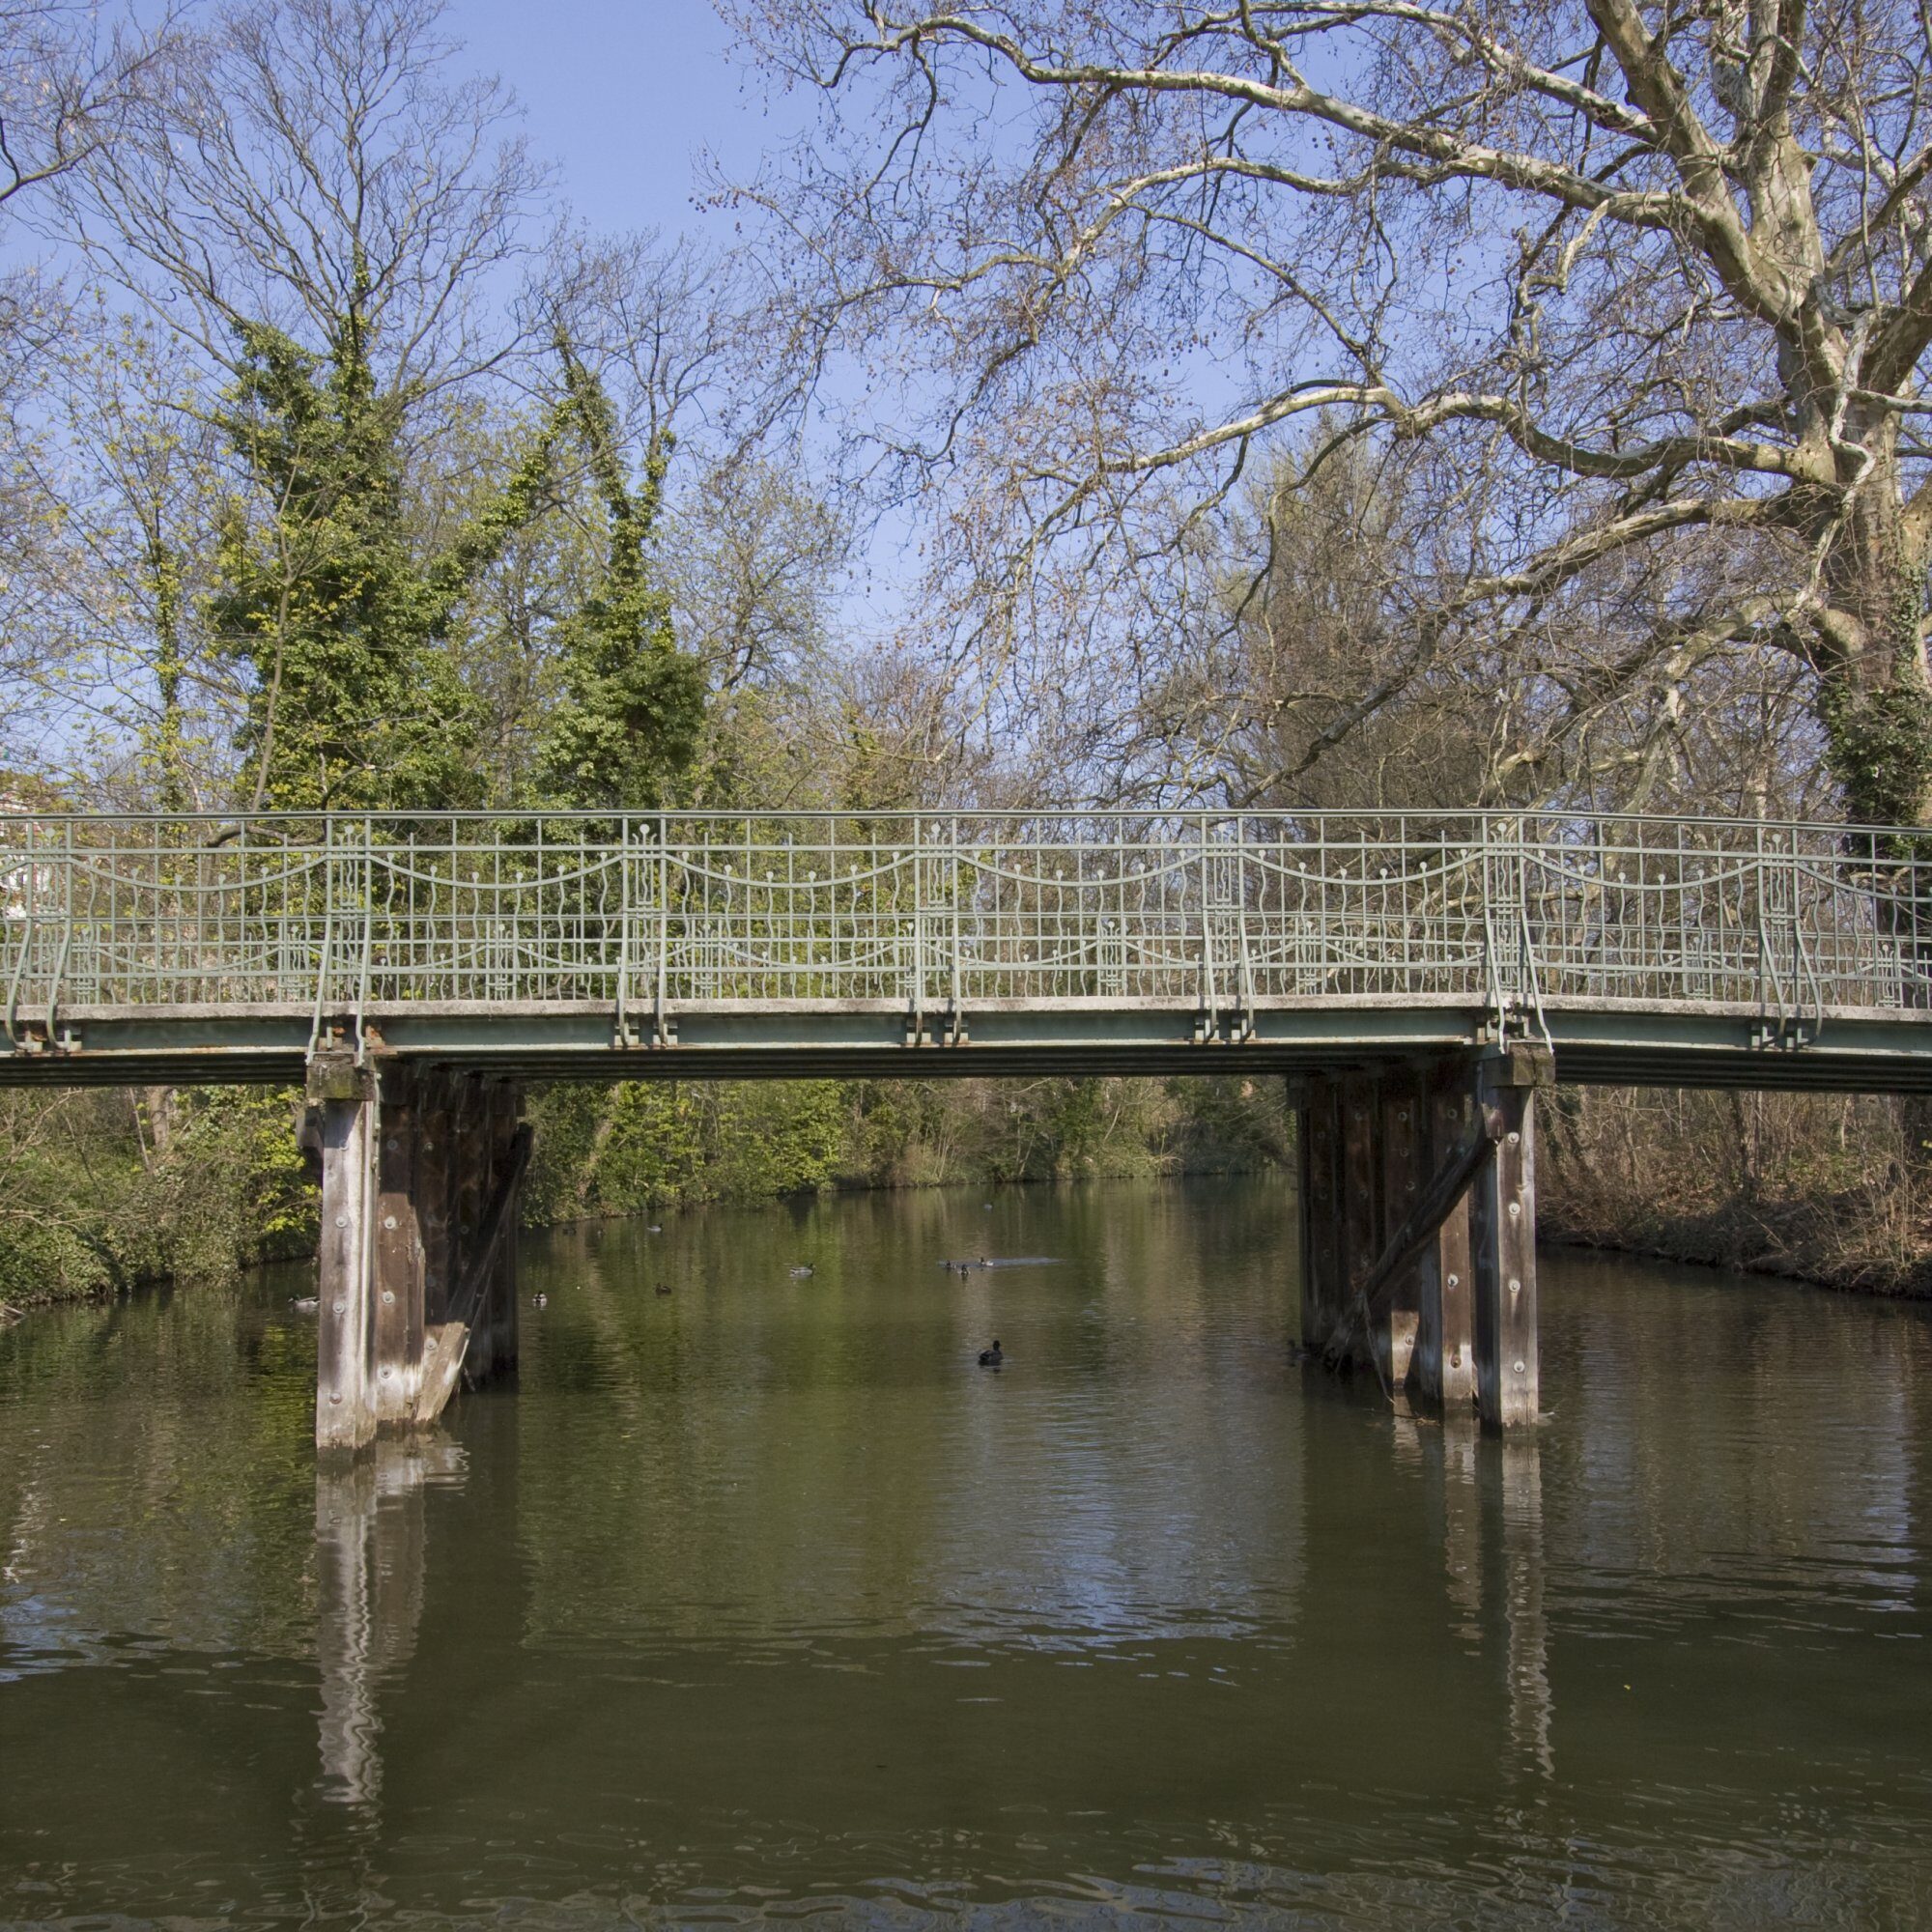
7, 809, 1932, 1091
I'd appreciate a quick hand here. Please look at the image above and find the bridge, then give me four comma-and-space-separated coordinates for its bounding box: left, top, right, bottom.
6, 808, 1931, 1449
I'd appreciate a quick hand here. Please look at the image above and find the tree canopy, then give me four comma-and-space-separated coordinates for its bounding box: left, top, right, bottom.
728, 0, 1932, 820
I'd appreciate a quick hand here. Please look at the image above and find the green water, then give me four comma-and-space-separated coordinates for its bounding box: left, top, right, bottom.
2, 1179, 1931, 1926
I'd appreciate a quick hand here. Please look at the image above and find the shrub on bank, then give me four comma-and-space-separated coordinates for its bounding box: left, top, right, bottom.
1542, 1087, 1932, 1295
0, 1087, 316, 1307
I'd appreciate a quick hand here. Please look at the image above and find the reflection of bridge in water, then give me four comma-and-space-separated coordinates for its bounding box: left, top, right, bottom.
7, 809, 1932, 1447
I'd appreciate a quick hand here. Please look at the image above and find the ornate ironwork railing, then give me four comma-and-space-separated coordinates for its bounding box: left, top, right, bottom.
4, 810, 1930, 1049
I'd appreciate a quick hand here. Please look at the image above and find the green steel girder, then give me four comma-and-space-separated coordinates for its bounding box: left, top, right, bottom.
6, 995, 1932, 1092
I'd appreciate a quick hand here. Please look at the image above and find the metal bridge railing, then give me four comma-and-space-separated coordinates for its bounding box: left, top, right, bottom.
4, 810, 1930, 1045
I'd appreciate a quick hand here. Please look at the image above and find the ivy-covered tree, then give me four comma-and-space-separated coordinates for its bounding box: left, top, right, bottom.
212, 290, 561, 812
533, 344, 706, 811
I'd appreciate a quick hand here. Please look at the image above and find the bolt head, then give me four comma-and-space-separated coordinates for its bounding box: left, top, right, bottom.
1509, 1278, 1521, 1295
334, 1215, 349, 1229
1507, 1130, 1520, 1146
330, 1392, 342, 1406
382, 1290, 395, 1305
383, 1215, 397, 1231
1446, 1274, 1459, 1290
332, 1301, 346, 1315
1513, 1359, 1526, 1375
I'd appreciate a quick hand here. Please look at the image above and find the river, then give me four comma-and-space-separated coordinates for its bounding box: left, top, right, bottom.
2, 1179, 1931, 1926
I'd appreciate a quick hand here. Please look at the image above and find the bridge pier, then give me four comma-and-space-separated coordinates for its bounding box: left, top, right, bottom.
1296, 1045, 1551, 1429
307, 1057, 527, 1454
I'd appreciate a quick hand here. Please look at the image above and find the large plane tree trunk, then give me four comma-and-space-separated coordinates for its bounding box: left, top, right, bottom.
1814, 423, 1932, 836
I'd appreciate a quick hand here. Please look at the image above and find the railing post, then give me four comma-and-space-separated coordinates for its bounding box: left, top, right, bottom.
950, 814, 962, 1025
355, 816, 375, 1061
1198, 812, 1216, 1035
910, 814, 925, 1038
656, 815, 669, 1030
1480, 817, 1503, 1023
43, 819, 73, 1044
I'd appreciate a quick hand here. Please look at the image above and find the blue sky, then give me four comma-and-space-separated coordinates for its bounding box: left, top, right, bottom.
448, 6, 908, 628
452, 3, 776, 243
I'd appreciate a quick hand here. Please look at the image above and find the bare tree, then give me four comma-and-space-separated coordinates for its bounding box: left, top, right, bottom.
22, 0, 574, 805
53, 0, 553, 401
0, 1, 183, 775
8, 311, 233, 803
724, 0, 1932, 821
0, 1, 175, 213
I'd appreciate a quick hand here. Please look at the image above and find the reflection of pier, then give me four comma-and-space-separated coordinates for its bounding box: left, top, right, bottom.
1408, 1414, 1553, 1785
314, 1437, 465, 1808
1498, 1437, 1552, 1781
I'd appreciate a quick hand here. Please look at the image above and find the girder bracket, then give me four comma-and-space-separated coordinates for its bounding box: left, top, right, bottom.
613, 997, 676, 1050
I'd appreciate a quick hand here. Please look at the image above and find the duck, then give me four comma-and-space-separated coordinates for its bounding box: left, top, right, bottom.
978, 1339, 1004, 1367
532, 1292, 549, 1309
789, 1264, 815, 1279
655, 1282, 672, 1297
645, 1224, 663, 1235
290, 1295, 319, 1314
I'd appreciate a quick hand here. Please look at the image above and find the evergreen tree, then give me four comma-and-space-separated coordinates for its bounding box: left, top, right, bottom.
212, 283, 561, 812
533, 344, 705, 811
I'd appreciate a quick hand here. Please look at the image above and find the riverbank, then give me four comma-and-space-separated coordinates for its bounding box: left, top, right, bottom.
1542, 1086, 1932, 1299
8, 1076, 1930, 1310
0, 1073, 1291, 1309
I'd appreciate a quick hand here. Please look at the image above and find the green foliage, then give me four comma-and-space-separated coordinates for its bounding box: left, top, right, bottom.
525, 1080, 845, 1215
0, 1087, 316, 1306
1819, 672, 1932, 835
519, 1075, 1287, 1227
0, 1221, 120, 1306
523, 1083, 706, 1221
533, 346, 706, 810
211, 281, 566, 811
708, 1081, 846, 1199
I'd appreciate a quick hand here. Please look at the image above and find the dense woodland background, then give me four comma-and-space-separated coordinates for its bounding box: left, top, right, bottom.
4, 0, 1931, 1303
